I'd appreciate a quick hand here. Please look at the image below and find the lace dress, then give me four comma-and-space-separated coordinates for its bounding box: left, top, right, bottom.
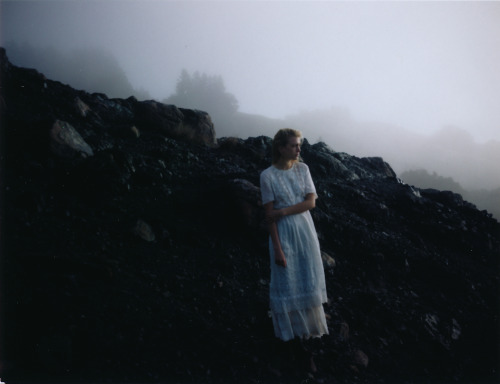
260, 162, 329, 341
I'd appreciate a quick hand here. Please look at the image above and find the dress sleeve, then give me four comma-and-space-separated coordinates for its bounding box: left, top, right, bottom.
260, 171, 274, 205
303, 164, 318, 199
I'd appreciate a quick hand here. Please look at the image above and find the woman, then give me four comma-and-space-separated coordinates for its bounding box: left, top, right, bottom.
260, 128, 329, 372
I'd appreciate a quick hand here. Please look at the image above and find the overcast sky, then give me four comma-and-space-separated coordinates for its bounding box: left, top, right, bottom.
2, 0, 500, 142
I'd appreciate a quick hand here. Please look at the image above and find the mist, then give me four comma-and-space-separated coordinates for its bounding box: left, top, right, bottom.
2, 1, 500, 194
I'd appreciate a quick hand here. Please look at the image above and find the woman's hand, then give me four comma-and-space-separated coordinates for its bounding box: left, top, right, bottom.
266, 209, 284, 223
274, 248, 287, 268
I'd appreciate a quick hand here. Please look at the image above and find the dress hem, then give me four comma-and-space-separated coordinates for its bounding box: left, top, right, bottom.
271, 304, 330, 342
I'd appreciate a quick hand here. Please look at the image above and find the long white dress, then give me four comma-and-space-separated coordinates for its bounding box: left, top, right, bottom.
260, 162, 329, 341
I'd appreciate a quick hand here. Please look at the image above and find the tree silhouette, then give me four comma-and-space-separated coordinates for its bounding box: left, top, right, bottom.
164, 70, 238, 118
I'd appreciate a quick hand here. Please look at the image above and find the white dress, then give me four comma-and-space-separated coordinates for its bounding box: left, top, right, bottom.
260, 162, 329, 341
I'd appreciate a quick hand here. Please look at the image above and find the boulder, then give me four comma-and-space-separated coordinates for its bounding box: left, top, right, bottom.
179, 108, 217, 147
134, 100, 216, 146
49, 120, 94, 159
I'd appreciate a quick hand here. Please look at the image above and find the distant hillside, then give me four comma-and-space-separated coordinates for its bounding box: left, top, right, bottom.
3, 42, 150, 100
401, 169, 500, 220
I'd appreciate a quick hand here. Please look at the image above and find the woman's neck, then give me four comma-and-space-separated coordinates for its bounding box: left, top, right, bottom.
274, 159, 294, 170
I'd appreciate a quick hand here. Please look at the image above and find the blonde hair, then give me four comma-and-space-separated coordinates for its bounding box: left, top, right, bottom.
272, 128, 302, 164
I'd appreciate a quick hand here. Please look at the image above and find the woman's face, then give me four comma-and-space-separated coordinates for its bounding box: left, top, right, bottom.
280, 136, 301, 161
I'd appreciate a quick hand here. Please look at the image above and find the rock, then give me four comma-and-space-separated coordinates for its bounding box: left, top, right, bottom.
451, 318, 461, 340
339, 322, 349, 341
421, 188, 465, 207
74, 97, 90, 117
134, 100, 183, 132
308, 143, 360, 181
133, 219, 155, 242
360, 156, 397, 179
134, 100, 216, 146
424, 313, 439, 337
353, 349, 369, 368
179, 108, 217, 147
306, 143, 397, 182
49, 119, 94, 159
130, 125, 140, 138
321, 251, 336, 269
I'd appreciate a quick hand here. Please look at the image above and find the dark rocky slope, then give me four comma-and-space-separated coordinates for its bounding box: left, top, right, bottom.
1, 48, 499, 384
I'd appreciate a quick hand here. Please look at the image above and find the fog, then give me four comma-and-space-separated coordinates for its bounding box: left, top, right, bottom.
2, 1, 500, 193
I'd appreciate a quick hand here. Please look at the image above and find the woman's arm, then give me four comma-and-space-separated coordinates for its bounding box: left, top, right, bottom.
264, 201, 287, 268
266, 193, 316, 223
